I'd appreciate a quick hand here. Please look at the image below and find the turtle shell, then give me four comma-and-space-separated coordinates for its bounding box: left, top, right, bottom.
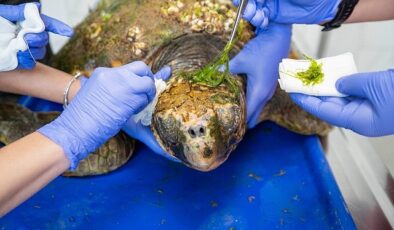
50, 0, 253, 74
0, 103, 135, 177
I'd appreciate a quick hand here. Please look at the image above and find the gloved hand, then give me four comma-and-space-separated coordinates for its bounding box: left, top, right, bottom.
39, 61, 157, 169
122, 66, 181, 162
233, 0, 341, 28
290, 70, 394, 137
229, 23, 292, 128
0, 3, 73, 70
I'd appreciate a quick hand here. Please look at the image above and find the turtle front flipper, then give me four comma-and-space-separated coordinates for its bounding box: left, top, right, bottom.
34, 111, 135, 177
0, 102, 134, 177
62, 132, 135, 177
0, 103, 41, 145
259, 87, 332, 136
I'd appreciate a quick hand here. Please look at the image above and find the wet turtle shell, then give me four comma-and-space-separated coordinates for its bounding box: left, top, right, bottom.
50, 0, 331, 172
0, 103, 135, 177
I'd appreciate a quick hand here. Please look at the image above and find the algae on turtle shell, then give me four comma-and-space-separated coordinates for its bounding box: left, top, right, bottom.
51, 0, 253, 75
48, 0, 331, 172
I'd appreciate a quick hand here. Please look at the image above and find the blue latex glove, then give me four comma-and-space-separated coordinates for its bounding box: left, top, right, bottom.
291, 70, 394, 137
39, 61, 157, 169
122, 66, 181, 163
0, 3, 73, 70
233, 0, 341, 29
229, 23, 292, 128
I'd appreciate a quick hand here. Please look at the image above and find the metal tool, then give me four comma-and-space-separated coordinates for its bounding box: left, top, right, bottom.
23, 37, 37, 65
229, 0, 248, 44
16, 26, 37, 65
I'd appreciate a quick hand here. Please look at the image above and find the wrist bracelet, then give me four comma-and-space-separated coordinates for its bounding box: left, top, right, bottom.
322, 0, 359, 31
63, 72, 82, 109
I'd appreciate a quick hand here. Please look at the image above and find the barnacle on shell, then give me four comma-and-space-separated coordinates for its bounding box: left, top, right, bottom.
161, 0, 243, 35
126, 26, 148, 57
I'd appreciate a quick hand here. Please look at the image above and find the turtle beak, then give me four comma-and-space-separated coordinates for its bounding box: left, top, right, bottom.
184, 154, 229, 172
174, 125, 228, 172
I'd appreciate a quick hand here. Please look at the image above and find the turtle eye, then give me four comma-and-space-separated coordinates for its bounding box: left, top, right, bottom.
216, 105, 241, 136
154, 115, 180, 144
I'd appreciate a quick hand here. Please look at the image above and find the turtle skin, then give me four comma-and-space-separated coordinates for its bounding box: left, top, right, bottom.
0, 103, 135, 177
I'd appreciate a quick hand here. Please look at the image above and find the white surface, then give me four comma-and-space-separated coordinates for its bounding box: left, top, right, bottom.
0, 3, 44, 71
41, 0, 99, 53
293, 22, 394, 72
133, 79, 167, 126
278, 53, 357, 96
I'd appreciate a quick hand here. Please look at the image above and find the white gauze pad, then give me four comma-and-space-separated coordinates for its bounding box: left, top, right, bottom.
0, 3, 45, 71
278, 53, 358, 97
132, 79, 168, 126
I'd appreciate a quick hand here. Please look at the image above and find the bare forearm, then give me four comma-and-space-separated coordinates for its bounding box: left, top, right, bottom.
0, 63, 83, 216
0, 63, 81, 104
0, 132, 70, 217
346, 0, 394, 23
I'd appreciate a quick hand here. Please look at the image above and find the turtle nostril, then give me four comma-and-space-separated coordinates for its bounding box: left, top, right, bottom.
188, 129, 196, 137
188, 126, 206, 138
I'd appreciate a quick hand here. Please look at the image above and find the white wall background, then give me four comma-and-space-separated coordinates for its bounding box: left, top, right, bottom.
41, 0, 99, 53
41, 0, 394, 175
293, 22, 394, 72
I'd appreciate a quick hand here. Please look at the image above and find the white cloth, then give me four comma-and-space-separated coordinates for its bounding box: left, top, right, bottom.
0, 3, 45, 71
278, 53, 358, 97
133, 79, 168, 126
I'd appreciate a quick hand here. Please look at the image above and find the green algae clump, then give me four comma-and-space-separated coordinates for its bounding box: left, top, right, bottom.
186, 23, 247, 97
296, 56, 324, 86
190, 42, 239, 95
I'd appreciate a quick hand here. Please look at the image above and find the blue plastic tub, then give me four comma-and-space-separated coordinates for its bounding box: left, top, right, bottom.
0, 98, 355, 229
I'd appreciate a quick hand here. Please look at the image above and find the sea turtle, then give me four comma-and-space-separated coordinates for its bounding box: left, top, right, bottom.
0, 102, 135, 176
147, 33, 330, 171
49, 0, 331, 172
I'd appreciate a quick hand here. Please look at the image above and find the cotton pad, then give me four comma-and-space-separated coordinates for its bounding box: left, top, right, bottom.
278, 53, 358, 97
133, 79, 168, 126
0, 3, 45, 71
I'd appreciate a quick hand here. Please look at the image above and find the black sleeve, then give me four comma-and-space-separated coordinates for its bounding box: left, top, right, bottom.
0, 0, 39, 4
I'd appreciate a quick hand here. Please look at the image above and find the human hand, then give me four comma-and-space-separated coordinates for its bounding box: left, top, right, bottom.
229, 23, 292, 128
291, 70, 394, 137
233, 0, 340, 28
122, 66, 181, 162
39, 61, 156, 169
0, 3, 73, 70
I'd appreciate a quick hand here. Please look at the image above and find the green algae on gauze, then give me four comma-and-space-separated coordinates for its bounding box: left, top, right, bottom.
294, 56, 324, 86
